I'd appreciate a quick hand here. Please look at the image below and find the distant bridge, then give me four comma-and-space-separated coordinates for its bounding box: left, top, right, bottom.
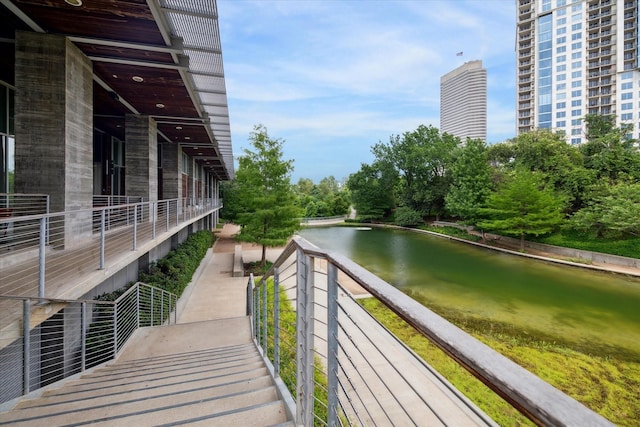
300, 215, 347, 226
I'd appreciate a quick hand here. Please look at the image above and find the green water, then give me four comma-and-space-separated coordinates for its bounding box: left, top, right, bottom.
298, 226, 640, 359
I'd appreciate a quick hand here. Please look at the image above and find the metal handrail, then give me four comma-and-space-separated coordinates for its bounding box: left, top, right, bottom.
0, 282, 177, 405
249, 236, 614, 426
0, 198, 221, 299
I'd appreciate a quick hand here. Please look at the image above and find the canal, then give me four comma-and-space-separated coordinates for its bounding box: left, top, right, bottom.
298, 226, 640, 359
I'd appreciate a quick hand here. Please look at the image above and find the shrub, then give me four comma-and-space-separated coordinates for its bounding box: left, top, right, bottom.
393, 206, 423, 227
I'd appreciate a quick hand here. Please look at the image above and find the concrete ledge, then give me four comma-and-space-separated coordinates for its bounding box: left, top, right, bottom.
233, 244, 244, 277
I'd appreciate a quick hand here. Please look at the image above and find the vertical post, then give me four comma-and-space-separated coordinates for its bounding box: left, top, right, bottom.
99, 210, 106, 270
256, 284, 262, 347
132, 204, 137, 251
23, 299, 30, 395
274, 267, 281, 377
38, 217, 46, 298
174, 294, 178, 324
161, 290, 164, 324
150, 287, 154, 327
262, 277, 267, 352
152, 201, 156, 240
247, 275, 254, 334
327, 262, 339, 427
175, 199, 179, 227
45, 196, 50, 245
113, 303, 118, 357
81, 301, 87, 372
166, 200, 170, 231
296, 249, 315, 426
136, 285, 140, 329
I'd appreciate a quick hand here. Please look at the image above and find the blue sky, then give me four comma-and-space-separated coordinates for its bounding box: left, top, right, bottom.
218, 0, 516, 183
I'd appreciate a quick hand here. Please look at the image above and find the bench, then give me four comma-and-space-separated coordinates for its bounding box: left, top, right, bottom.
233, 244, 244, 277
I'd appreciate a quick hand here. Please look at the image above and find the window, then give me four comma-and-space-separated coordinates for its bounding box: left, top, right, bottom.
557, 102, 566, 108
572, 128, 581, 135
571, 4, 581, 12
622, 72, 633, 80
571, 42, 582, 50
557, 83, 567, 91
622, 92, 633, 100
557, 111, 567, 118
557, 27, 567, 35
557, 64, 567, 72
622, 102, 633, 110
571, 99, 581, 106
572, 71, 582, 78
572, 61, 582, 69
622, 82, 633, 90
572, 80, 582, 88
571, 89, 582, 97
572, 119, 582, 125
557, 17, 567, 25
556, 120, 566, 127
557, 36, 566, 44
571, 23, 582, 31
558, 74, 567, 81
571, 32, 582, 40
557, 47, 567, 54
571, 109, 581, 116
571, 138, 582, 144
557, 0, 566, 5
557, 91, 567, 99
571, 52, 581, 59
621, 113, 633, 120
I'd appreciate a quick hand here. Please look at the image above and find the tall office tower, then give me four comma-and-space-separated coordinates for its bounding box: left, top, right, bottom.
440, 60, 488, 141
517, 0, 640, 143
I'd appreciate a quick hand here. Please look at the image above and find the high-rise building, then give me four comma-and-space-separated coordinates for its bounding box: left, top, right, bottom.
440, 60, 488, 141
516, 0, 640, 143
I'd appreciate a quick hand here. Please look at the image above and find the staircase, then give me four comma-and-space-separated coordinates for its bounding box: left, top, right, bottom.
0, 317, 293, 426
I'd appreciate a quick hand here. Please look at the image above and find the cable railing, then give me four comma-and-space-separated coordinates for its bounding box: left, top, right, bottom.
248, 236, 615, 427
0, 282, 177, 405
0, 198, 220, 299
0, 193, 49, 219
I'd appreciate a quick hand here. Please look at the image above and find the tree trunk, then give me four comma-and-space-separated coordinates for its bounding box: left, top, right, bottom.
261, 244, 267, 267
520, 233, 525, 252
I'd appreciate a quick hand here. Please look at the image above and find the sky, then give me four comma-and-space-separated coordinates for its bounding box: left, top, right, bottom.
217, 0, 517, 183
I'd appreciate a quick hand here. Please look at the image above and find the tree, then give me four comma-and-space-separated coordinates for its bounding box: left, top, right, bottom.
372, 125, 457, 218
569, 182, 640, 238
477, 169, 566, 251
234, 125, 301, 266
445, 138, 492, 222
346, 161, 396, 221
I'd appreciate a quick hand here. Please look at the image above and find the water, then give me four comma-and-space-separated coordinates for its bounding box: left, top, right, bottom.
298, 226, 640, 359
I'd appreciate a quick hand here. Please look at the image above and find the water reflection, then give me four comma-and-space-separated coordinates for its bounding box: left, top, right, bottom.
298, 226, 640, 358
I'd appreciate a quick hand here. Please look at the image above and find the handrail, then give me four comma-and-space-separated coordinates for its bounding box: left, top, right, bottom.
0, 282, 178, 406
249, 236, 614, 426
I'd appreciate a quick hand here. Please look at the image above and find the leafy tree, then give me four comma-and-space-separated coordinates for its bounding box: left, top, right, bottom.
569, 182, 640, 238
445, 138, 492, 222
347, 161, 396, 221
477, 169, 566, 251
581, 114, 640, 183
295, 175, 350, 217
234, 125, 302, 266
372, 125, 457, 218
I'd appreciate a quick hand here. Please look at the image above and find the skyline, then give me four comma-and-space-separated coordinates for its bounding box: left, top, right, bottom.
218, 0, 516, 182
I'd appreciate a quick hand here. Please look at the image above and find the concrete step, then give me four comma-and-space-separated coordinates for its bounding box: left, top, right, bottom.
0, 319, 293, 426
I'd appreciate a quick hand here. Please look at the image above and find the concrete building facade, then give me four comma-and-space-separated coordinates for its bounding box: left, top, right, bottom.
440, 60, 488, 141
516, 0, 640, 143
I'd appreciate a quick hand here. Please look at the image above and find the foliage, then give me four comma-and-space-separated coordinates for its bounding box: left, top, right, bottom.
346, 160, 396, 221
233, 124, 302, 266
360, 298, 640, 426
392, 206, 423, 227
535, 229, 640, 259
295, 176, 350, 218
445, 138, 493, 221
568, 182, 640, 238
138, 230, 213, 296
372, 125, 458, 218
477, 169, 566, 250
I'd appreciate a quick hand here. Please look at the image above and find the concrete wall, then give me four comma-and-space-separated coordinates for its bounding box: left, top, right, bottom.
125, 115, 158, 202
161, 141, 181, 200
14, 32, 94, 214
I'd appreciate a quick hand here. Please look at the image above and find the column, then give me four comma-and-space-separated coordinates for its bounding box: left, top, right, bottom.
125, 115, 158, 202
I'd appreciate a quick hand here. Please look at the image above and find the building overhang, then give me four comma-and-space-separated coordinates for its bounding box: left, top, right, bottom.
0, 0, 234, 180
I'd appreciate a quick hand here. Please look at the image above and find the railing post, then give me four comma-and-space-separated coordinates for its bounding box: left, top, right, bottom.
136, 285, 140, 329
247, 274, 254, 336
150, 287, 154, 327
45, 195, 50, 245
113, 303, 118, 357
132, 204, 137, 251
81, 301, 87, 372
262, 275, 267, 352
274, 267, 281, 377
152, 201, 156, 240
166, 200, 170, 231
256, 284, 261, 347
174, 294, 178, 324
161, 290, 164, 324
23, 299, 30, 395
176, 200, 179, 227
296, 249, 314, 426
38, 217, 46, 298
327, 262, 339, 427
99, 209, 106, 270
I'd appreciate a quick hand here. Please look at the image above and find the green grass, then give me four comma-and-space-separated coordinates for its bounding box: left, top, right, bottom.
359, 298, 640, 426
534, 229, 640, 259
